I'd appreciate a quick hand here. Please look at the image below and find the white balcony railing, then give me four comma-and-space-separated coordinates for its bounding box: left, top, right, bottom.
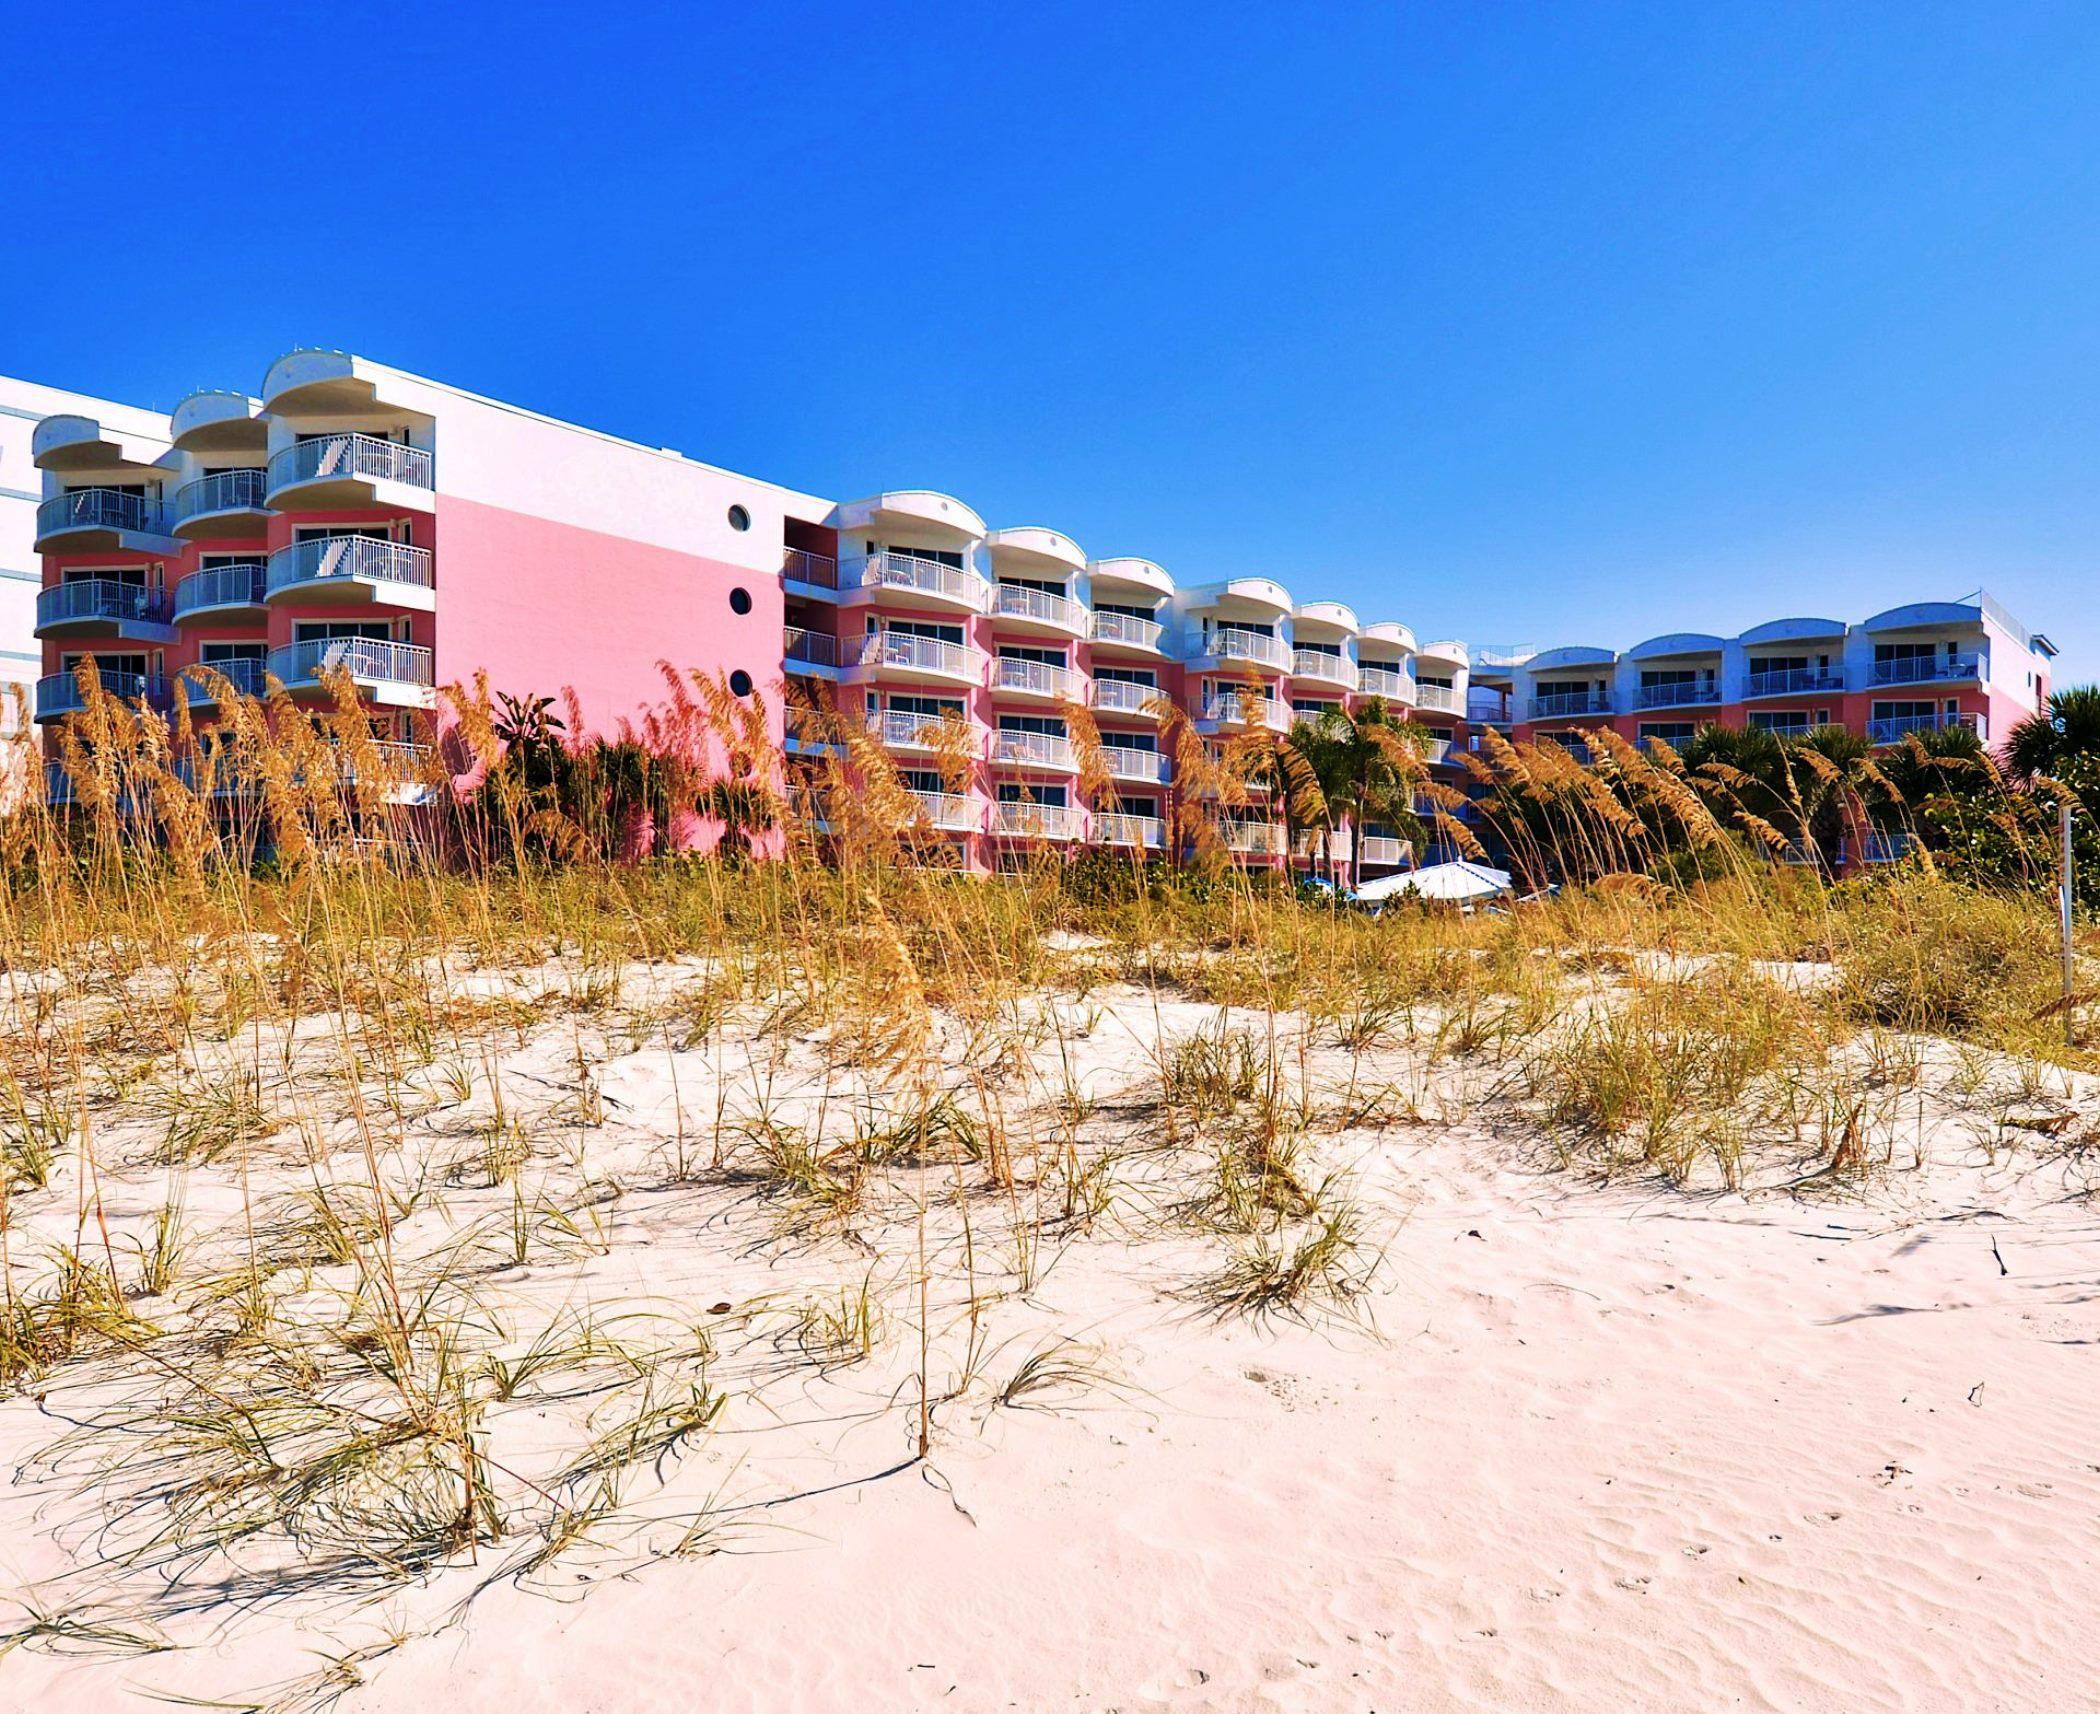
992, 585, 1084, 630
1090, 678, 1160, 716
783, 547, 839, 589
175, 561, 269, 616
992, 656, 1075, 699
1090, 610, 1164, 650
870, 709, 965, 750
1527, 690, 1613, 720
174, 468, 268, 522
1209, 628, 1288, 669
180, 658, 270, 702
909, 790, 980, 832
36, 579, 170, 629
1358, 667, 1413, 702
36, 669, 172, 718
784, 627, 838, 669
1294, 828, 1352, 861
1357, 835, 1406, 868
267, 637, 435, 690
1634, 681, 1721, 710
268, 433, 434, 495
851, 551, 988, 609
992, 800, 1078, 839
1872, 653, 1981, 687
1102, 745, 1169, 784
1202, 692, 1289, 732
1867, 710, 1980, 744
1413, 683, 1460, 714
1222, 820, 1286, 856
856, 631, 978, 680
1742, 666, 1845, 699
268, 536, 434, 597
37, 488, 171, 538
993, 730, 1076, 770
1095, 812, 1164, 850
1292, 649, 1358, 688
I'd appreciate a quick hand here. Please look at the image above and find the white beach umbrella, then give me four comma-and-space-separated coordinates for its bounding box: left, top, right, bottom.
1354, 860, 1514, 904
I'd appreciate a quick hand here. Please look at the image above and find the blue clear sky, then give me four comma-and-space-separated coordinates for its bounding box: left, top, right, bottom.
4, 1, 2094, 675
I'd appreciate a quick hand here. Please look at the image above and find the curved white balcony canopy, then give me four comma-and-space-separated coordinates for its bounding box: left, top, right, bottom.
1526, 645, 1617, 672
985, 525, 1085, 575
31, 414, 171, 477
1086, 556, 1174, 602
1625, 631, 1725, 662
1194, 576, 1292, 618
170, 390, 267, 453
1292, 599, 1360, 639
1860, 601, 1988, 635
1359, 620, 1418, 659
1415, 638, 1470, 669
262, 349, 429, 420
834, 489, 986, 547
1738, 615, 1847, 646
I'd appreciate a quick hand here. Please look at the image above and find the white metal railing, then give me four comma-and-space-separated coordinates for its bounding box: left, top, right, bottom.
1357, 835, 1406, 868
1090, 677, 1159, 715
1209, 627, 1288, 669
1742, 666, 1844, 699
783, 547, 839, 589
993, 585, 1084, 630
1358, 666, 1412, 701
993, 656, 1074, 699
1867, 710, 1979, 744
268, 536, 434, 596
1095, 812, 1163, 850
1414, 683, 1460, 714
1528, 689, 1613, 719
174, 468, 268, 521
856, 631, 978, 679
175, 561, 269, 616
1466, 691, 1511, 723
36, 668, 172, 716
1872, 653, 1981, 686
870, 708, 964, 749
1102, 745, 1168, 783
1292, 649, 1358, 688
993, 729, 1076, 770
992, 800, 1078, 839
181, 658, 270, 701
1090, 610, 1163, 650
37, 488, 170, 537
37, 579, 169, 628
1222, 820, 1285, 856
1294, 828, 1352, 861
1634, 681, 1721, 709
909, 789, 980, 832
783, 627, 837, 668
1202, 692, 1289, 732
1423, 737, 1453, 763
851, 551, 988, 609
269, 433, 434, 494
267, 637, 434, 688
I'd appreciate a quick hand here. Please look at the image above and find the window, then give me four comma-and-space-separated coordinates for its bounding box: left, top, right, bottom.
1415, 673, 1454, 689
201, 642, 266, 663
872, 542, 963, 569
997, 714, 1066, 736
727, 504, 751, 532
998, 576, 1064, 596
1748, 710, 1811, 733
877, 619, 965, 645
996, 783, 1068, 807
1095, 602, 1156, 620
728, 669, 753, 697
729, 587, 752, 615
998, 645, 1066, 665
1093, 666, 1156, 687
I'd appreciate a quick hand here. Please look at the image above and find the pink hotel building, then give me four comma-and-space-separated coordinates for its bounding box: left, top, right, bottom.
26, 351, 2058, 873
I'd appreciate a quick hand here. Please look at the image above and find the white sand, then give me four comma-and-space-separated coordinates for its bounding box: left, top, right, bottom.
3, 975, 2096, 1712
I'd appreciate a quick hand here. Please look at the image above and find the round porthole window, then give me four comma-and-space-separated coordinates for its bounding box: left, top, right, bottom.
727, 504, 751, 532
729, 669, 753, 697
729, 586, 753, 615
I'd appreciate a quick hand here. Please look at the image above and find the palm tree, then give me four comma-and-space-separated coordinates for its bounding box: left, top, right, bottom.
2006, 685, 2100, 789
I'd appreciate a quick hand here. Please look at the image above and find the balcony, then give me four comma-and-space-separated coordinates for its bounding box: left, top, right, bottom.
1200, 692, 1290, 734
1357, 834, 1407, 868
1222, 820, 1285, 857
34, 488, 179, 554
1102, 745, 1169, 785
869, 709, 967, 752
853, 631, 980, 686
991, 585, 1086, 636
268, 537, 436, 609
174, 561, 270, 621
179, 658, 270, 706
1414, 683, 1460, 715
1423, 737, 1454, 764
1089, 610, 1164, 653
1633, 681, 1721, 711
1527, 690, 1613, 720
1867, 710, 1979, 744
266, 434, 435, 511
908, 790, 981, 833
1292, 650, 1358, 689
1872, 653, 1981, 688
991, 656, 1075, 702
850, 551, 988, 614
172, 469, 270, 538
783, 547, 840, 592
1466, 691, 1512, 725
266, 637, 435, 704
1090, 678, 1161, 718
1359, 666, 1414, 703
1207, 628, 1288, 671
1742, 666, 1845, 700
34, 579, 176, 642
35, 668, 172, 721
991, 801, 1079, 841
784, 627, 839, 676
1293, 828, 1353, 862
992, 730, 1077, 772
1095, 812, 1164, 851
